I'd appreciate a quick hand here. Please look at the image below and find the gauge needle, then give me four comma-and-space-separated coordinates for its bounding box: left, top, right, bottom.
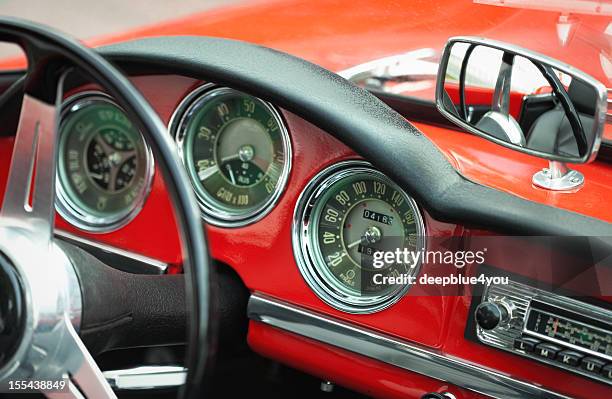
347, 239, 362, 249
89, 172, 104, 180
221, 154, 239, 162
226, 164, 236, 184
197, 165, 219, 181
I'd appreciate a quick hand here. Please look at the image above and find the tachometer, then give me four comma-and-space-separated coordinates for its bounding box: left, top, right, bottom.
294, 161, 425, 313
56, 92, 153, 232
172, 85, 291, 226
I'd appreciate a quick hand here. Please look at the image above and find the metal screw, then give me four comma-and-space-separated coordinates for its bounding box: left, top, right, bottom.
320, 381, 334, 393
238, 144, 255, 162
363, 226, 382, 244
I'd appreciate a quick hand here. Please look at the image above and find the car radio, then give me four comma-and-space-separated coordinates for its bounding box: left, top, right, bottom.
472, 280, 612, 385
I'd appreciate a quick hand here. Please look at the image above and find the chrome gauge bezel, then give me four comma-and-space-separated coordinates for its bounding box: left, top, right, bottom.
55, 91, 155, 233
293, 160, 426, 314
170, 84, 292, 227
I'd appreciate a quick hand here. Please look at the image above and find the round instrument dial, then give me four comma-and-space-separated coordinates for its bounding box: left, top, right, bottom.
173, 86, 291, 226
294, 161, 425, 313
56, 93, 153, 232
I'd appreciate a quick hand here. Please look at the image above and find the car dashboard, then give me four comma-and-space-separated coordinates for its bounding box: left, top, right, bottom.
0, 60, 610, 398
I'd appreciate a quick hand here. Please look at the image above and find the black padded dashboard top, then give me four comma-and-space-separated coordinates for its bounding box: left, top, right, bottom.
97, 36, 612, 237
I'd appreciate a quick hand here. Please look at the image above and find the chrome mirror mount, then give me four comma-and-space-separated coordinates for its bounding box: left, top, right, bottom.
532, 160, 584, 191
435, 36, 608, 191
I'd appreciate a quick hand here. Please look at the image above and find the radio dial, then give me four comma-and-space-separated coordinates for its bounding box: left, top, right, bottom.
475, 300, 512, 330
474, 281, 612, 386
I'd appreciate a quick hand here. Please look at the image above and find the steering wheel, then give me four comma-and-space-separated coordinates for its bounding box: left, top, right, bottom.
0, 18, 212, 399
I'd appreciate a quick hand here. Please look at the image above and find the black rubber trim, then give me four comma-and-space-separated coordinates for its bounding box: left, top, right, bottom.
97, 36, 612, 236
57, 240, 248, 358
59, 240, 186, 355
369, 90, 462, 131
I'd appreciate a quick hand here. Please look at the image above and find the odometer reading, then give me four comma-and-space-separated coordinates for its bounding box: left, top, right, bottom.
294, 162, 425, 313
363, 209, 394, 225
56, 94, 153, 231
174, 86, 291, 226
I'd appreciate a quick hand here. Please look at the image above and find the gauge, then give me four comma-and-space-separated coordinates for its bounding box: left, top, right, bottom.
172, 85, 291, 226
293, 161, 425, 313
56, 92, 154, 232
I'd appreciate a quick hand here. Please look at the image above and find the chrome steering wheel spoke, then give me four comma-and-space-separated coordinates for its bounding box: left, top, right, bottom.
0, 29, 128, 399
0, 76, 64, 244
0, 17, 211, 399
46, 316, 117, 399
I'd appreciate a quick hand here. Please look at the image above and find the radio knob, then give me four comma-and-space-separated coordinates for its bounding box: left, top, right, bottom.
475, 301, 511, 330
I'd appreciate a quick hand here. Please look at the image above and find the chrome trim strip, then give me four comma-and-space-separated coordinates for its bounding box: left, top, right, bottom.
55, 230, 168, 273
103, 366, 186, 390
606, 88, 611, 123
337, 48, 439, 92
247, 293, 573, 399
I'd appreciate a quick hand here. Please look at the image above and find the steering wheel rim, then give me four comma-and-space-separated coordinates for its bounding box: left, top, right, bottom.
0, 17, 212, 398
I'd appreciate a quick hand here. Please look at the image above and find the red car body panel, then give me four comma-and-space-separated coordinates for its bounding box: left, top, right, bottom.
1, 0, 610, 219
0, 1, 610, 398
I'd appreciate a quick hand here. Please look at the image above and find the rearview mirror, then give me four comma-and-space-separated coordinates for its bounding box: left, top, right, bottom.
436, 37, 608, 190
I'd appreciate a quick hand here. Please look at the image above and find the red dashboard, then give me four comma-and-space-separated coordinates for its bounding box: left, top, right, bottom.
1, 73, 609, 398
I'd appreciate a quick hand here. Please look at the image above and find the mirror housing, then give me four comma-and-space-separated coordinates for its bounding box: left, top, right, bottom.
436, 37, 608, 167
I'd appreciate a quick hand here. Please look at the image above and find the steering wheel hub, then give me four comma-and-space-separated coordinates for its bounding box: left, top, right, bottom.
0, 226, 83, 382
0, 251, 25, 370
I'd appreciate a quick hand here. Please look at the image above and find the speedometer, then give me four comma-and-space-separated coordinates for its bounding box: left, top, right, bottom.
56, 92, 153, 232
172, 85, 291, 226
294, 161, 425, 313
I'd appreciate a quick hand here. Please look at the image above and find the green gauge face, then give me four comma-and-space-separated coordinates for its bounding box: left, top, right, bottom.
56, 94, 152, 231
176, 87, 291, 225
294, 163, 425, 313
